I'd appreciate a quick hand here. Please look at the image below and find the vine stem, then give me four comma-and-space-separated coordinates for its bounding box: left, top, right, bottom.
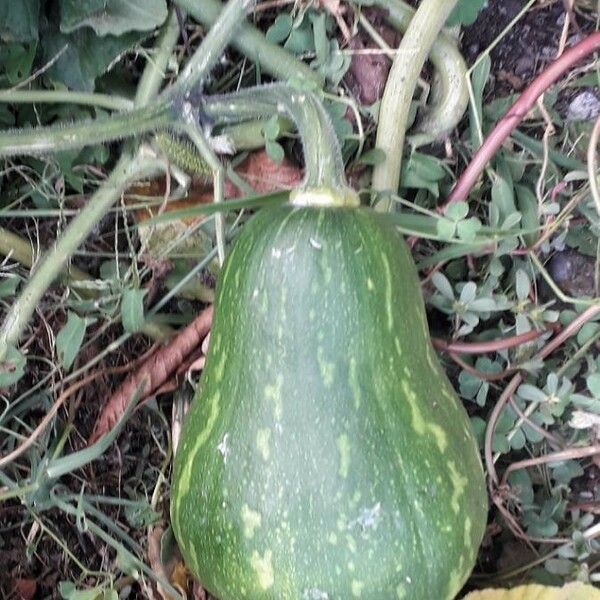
357, 0, 469, 143
0, 101, 172, 158
371, 0, 457, 203
445, 31, 600, 207
0, 90, 133, 111
135, 8, 181, 107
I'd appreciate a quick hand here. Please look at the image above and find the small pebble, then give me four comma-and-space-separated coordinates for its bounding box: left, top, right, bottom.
567, 91, 600, 121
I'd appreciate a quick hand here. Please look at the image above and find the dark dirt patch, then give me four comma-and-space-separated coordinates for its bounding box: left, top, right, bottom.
462, 0, 591, 95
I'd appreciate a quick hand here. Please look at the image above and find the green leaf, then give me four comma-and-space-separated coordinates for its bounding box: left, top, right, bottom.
549, 460, 584, 485
265, 140, 285, 163
444, 201, 469, 222
431, 272, 454, 300
435, 218, 456, 239
0, 42, 36, 84
357, 148, 386, 166
508, 469, 534, 506
404, 152, 447, 181
60, 0, 167, 36
262, 115, 281, 141
0, 344, 26, 387
121, 288, 146, 333
59, 581, 106, 600
586, 373, 600, 397
501, 211, 522, 231
446, 0, 486, 26
266, 13, 293, 43
469, 416, 486, 448
515, 269, 530, 301
284, 16, 314, 55
56, 311, 87, 371
577, 322, 600, 345
544, 558, 574, 576
509, 428, 526, 450
124, 500, 160, 528
41, 12, 146, 91
0, 0, 40, 42
456, 217, 482, 242
469, 298, 497, 312
524, 512, 558, 538
518, 383, 547, 403
491, 176, 516, 224
459, 281, 477, 304
469, 55, 491, 151
0, 275, 20, 297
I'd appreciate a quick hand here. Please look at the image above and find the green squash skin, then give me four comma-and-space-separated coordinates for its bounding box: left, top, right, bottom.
171, 205, 488, 600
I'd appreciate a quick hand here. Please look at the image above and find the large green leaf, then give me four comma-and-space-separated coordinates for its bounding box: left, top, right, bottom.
59, 0, 168, 37
40, 12, 146, 91
0, 0, 40, 42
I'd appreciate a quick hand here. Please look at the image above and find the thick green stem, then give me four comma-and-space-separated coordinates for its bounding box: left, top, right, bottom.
0, 90, 133, 111
0, 101, 172, 158
175, 0, 323, 88
371, 0, 458, 202
203, 84, 356, 204
365, 0, 468, 142
0, 153, 164, 356
170, 0, 256, 94
135, 8, 181, 106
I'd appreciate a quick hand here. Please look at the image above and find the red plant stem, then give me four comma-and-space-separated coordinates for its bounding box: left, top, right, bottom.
447, 351, 516, 382
431, 327, 547, 354
443, 31, 600, 208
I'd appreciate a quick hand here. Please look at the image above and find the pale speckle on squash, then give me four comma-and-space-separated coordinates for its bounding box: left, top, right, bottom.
448, 460, 469, 514
241, 504, 262, 539
351, 580, 364, 597
217, 432, 230, 463
250, 549, 274, 590
336, 434, 351, 478
317, 347, 335, 388
256, 428, 271, 461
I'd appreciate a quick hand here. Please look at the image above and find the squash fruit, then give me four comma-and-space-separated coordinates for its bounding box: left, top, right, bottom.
171, 201, 488, 599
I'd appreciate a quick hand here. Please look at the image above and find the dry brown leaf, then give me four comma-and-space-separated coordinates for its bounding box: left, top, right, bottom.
88, 306, 213, 444
13, 579, 37, 600
344, 7, 401, 105
148, 527, 189, 600
463, 582, 600, 600
227, 150, 304, 198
